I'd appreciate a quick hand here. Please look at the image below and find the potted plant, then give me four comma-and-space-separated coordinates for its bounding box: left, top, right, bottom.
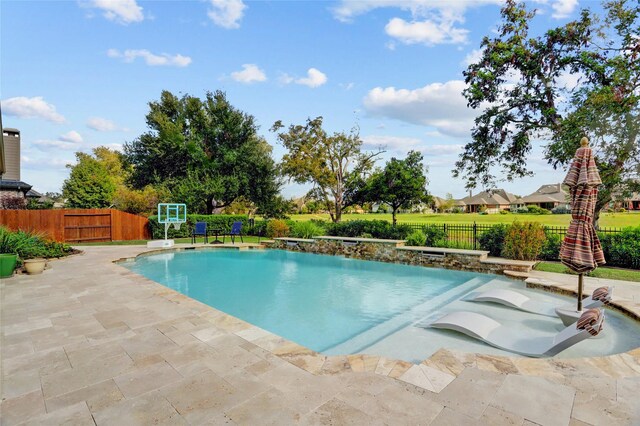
23, 258, 47, 274
0, 229, 18, 278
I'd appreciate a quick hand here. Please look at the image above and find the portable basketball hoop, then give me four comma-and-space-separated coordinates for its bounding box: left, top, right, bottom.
147, 203, 187, 248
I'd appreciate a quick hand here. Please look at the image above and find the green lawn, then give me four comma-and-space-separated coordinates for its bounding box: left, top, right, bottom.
535, 262, 640, 282
288, 212, 640, 228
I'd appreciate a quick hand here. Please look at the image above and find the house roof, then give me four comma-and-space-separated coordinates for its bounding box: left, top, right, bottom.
519, 183, 568, 204
0, 179, 32, 192
457, 189, 518, 206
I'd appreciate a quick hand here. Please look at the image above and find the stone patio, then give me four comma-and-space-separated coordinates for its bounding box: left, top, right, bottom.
1, 245, 639, 425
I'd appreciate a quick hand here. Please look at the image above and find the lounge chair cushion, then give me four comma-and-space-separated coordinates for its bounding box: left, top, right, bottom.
576, 308, 604, 336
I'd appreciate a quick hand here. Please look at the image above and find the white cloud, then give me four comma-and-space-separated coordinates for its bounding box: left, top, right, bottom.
107, 49, 192, 67
551, 0, 578, 19
88, 0, 144, 24
363, 80, 478, 138
208, 0, 246, 29
21, 155, 70, 169
333, 0, 502, 46
87, 117, 118, 131
385, 17, 468, 46
332, 0, 501, 22
362, 135, 423, 152
340, 82, 355, 90
231, 64, 267, 83
2, 96, 65, 123
32, 139, 80, 150
278, 73, 294, 85
295, 68, 328, 88
462, 48, 484, 67
422, 144, 464, 156
59, 131, 83, 144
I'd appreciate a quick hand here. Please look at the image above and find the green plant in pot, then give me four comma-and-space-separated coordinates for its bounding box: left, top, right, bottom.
0, 228, 18, 278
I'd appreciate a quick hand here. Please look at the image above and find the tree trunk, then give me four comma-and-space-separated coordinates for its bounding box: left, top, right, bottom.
392, 208, 397, 226
334, 201, 342, 223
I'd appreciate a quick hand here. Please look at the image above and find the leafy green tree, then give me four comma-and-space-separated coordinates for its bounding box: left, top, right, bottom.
256, 195, 295, 219
439, 193, 456, 213
272, 117, 381, 222
62, 152, 116, 208
457, 0, 640, 224
124, 90, 281, 214
362, 151, 429, 225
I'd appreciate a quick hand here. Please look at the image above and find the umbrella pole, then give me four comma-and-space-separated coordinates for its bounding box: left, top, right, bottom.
577, 273, 584, 312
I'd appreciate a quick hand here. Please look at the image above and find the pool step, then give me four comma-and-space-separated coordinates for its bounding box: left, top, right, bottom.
323, 276, 492, 355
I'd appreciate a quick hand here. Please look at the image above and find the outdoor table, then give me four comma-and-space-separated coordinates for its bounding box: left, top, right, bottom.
210, 228, 223, 244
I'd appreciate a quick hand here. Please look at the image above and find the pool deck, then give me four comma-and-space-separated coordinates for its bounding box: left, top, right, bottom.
1, 244, 639, 425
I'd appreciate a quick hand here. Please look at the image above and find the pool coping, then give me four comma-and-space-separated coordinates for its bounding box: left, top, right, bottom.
114, 245, 640, 394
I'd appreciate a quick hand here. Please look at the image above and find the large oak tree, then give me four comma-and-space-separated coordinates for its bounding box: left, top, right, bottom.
124, 90, 280, 214
272, 117, 381, 222
457, 0, 640, 224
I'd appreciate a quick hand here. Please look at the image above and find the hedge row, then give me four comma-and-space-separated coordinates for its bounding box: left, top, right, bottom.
148, 215, 267, 239
478, 224, 640, 269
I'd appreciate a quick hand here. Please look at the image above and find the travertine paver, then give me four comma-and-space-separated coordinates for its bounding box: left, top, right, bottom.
1, 244, 639, 425
491, 375, 576, 426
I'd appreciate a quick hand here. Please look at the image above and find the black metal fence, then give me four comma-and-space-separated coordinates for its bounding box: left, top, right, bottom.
402, 222, 624, 250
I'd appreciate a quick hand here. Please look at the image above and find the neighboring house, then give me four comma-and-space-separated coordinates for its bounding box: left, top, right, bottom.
0, 127, 45, 209
628, 193, 640, 211
518, 183, 570, 210
456, 189, 518, 213
0, 179, 33, 208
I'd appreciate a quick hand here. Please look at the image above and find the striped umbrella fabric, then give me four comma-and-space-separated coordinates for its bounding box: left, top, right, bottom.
559, 138, 605, 310
560, 139, 605, 272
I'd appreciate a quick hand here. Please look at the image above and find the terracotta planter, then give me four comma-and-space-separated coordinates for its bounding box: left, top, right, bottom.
23, 258, 47, 275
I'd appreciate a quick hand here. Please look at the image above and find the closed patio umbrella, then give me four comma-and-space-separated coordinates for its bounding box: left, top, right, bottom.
559, 137, 606, 311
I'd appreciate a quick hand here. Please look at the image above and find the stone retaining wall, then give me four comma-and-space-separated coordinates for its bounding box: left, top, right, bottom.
269, 238, 534, 274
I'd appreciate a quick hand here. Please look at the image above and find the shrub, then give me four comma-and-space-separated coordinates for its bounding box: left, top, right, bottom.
452, 207, 464, 214
148, 214, 251, 239
515, 206, 529, 214
1, 196, 26, 210
27, 199, 54, 210
478, 224, 508, 257
0, 227, 73, 260
502, 222, 546, 261
526, 205, 551, 215
599, 226, 640, 269
540, 231, 562, 260
324, 220, 413, 240
290, 221, 324, 239
266, 219, 290, 238
499, 210, 508, 215
422, 225, 448, 247
551, 205, 571, 214
405, 231, 426, 246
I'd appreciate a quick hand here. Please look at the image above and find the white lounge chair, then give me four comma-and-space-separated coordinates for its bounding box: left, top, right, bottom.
464, 286, 612, 317
428, 308, 605, 358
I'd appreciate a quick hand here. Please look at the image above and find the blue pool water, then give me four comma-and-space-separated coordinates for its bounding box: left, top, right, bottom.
123, 248, 640, 361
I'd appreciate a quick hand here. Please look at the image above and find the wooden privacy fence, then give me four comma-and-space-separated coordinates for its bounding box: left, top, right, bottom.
0, 209, 151, 243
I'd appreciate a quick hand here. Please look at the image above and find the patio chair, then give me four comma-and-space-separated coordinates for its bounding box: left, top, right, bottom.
464, 286, 612, 318
224, 221, 243, 244
191, 222, 208, 244
427, 308, 604, 358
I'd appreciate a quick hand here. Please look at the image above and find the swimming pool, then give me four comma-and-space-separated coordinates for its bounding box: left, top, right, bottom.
123, 249, 640, 362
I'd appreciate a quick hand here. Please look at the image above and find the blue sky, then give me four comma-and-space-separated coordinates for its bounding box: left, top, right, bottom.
1, 0, 592, 199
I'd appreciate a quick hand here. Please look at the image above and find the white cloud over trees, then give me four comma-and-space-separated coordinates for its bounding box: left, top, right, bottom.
231, 64, 267, 83
2, 96, 66, 123
107, 49, 192, 67
208, 0, 246, 29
